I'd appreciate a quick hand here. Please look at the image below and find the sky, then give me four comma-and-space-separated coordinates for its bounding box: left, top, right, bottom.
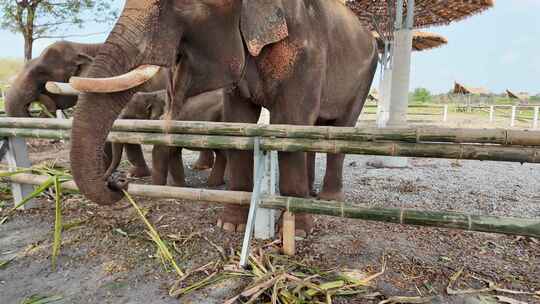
0, 0, 538, 95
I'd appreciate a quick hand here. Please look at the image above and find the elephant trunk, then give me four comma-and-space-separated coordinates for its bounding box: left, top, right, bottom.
70, 41, 141, 205
4, 80, 38, 117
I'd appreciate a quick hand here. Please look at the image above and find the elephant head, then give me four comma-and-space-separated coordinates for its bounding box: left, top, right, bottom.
5, 41, 100, 117
70, 0, 290, 204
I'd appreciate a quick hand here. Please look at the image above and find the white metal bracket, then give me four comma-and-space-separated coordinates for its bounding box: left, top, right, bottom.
2, 137, 34, 208
239, 138, 279, 267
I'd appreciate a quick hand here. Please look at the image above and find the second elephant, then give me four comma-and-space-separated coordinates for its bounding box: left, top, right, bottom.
107, 89, 227, 186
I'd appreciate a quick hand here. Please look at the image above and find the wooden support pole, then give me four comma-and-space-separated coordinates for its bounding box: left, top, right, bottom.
282, 211, 295, 256
489, 105, 495, 123
443, 105, 448, 122
533, 107, 539, 129
511, 106, 517, 127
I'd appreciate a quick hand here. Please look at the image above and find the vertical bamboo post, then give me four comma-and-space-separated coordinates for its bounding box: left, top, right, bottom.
511, 106, 516, 127
533, 107, 539, 129
282, 211, 296, 256
443, 105, 448, 122
489, 105, 494, 123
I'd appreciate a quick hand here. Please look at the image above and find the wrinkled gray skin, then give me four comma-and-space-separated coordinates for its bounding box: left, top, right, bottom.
152, 89, 227, 187
107, 89, 225, 185
5, 41, 100, 117
69, 0, 378, 236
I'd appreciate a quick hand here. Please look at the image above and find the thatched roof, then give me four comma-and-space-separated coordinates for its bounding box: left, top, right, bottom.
346, 0, 494, 35
372, 31, 447, 52
506, 89, 529, 101
453, 82, 490, 95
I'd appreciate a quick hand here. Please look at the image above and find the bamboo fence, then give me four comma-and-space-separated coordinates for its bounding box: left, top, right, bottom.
1, 117, 540, 146
6, 172, 540, 238
1, 127, 539, 163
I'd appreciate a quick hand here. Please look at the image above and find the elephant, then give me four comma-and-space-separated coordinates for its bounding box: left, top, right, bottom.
151, 88, 227, 188
106, 89, 226, 186
68, 0, 378, 237
4, 41, 101, 117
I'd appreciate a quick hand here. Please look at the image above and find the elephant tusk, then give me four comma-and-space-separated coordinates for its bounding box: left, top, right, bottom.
69, 65, 161, 93
46, 81, 80, 96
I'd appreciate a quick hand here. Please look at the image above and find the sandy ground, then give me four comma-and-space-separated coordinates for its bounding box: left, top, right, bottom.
1, 138, 539, 304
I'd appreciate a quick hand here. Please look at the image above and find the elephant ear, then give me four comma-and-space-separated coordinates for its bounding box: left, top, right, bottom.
240, 0, 289, 57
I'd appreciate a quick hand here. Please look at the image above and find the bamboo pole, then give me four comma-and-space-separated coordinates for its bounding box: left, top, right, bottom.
5, 172, 540, 238
2, 117, 540, 146
1, 128, 539, 164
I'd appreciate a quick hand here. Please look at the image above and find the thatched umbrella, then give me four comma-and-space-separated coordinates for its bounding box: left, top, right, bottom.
346, 0, 494, 128
506, 89, 529, 102
454, 82, 490, 95
373, 31, 447, 52
347, 0, 494, 36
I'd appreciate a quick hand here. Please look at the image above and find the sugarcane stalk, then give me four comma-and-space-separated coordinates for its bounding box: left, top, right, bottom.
5, 172, 540, 238
1, 118, 540, 146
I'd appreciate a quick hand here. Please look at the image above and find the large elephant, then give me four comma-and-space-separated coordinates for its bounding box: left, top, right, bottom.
69, 0, 378, 236
5, 41, 100, 117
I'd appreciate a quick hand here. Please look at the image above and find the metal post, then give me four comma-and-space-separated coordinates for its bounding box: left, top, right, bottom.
511, 106, 516, 127
56, 110, 65, 119
386, 0, 414, 127
5, 137, 35, 208
533, 106, 539, 129
443, 105, 448, 122
254, 107, 276, 239
489, 105, 494, 123
240, 137, 267, 267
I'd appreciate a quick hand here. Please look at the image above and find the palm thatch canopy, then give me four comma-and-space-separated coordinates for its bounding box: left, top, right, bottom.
373, 31, 447, 52
346, 0, 494, 34
506, 89, 529, 101
453, 82, 490, 95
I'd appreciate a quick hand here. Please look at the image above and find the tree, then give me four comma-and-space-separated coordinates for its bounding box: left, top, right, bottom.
0, 0, 118, 61
412, 88, 432, 103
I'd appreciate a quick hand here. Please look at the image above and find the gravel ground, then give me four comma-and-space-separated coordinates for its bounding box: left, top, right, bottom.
1, 140, 539, 303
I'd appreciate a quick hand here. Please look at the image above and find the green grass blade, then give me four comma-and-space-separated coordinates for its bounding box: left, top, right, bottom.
51, 176, 62, 270
123, 190, 185, 277
4, 176, 54, 217
20, 294, 63, 304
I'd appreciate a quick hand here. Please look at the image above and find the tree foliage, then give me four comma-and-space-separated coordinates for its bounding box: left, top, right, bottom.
0, 0, 118, 61
412, 87, 432, 103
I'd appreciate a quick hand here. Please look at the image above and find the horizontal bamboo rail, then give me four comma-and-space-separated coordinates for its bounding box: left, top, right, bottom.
1, 127, 539, 163
1, 117, 540, 146
6, 172, 540, 238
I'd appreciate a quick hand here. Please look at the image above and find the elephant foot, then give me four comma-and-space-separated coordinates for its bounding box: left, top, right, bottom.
128, 166, 151, 178
318, 189, 345, 202
279, 213, 314, 239
216, 205, 248, 233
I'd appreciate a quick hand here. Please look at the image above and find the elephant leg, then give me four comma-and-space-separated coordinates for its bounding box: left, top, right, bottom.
207, 150, 226, 187
125, 144, 151, 177
307, 152, 316, 197
219, 90, 261, 232
318, 153, 346, 201
167, 147, 185, 187
193, 150, 215, 171
152, 145, 169, 185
